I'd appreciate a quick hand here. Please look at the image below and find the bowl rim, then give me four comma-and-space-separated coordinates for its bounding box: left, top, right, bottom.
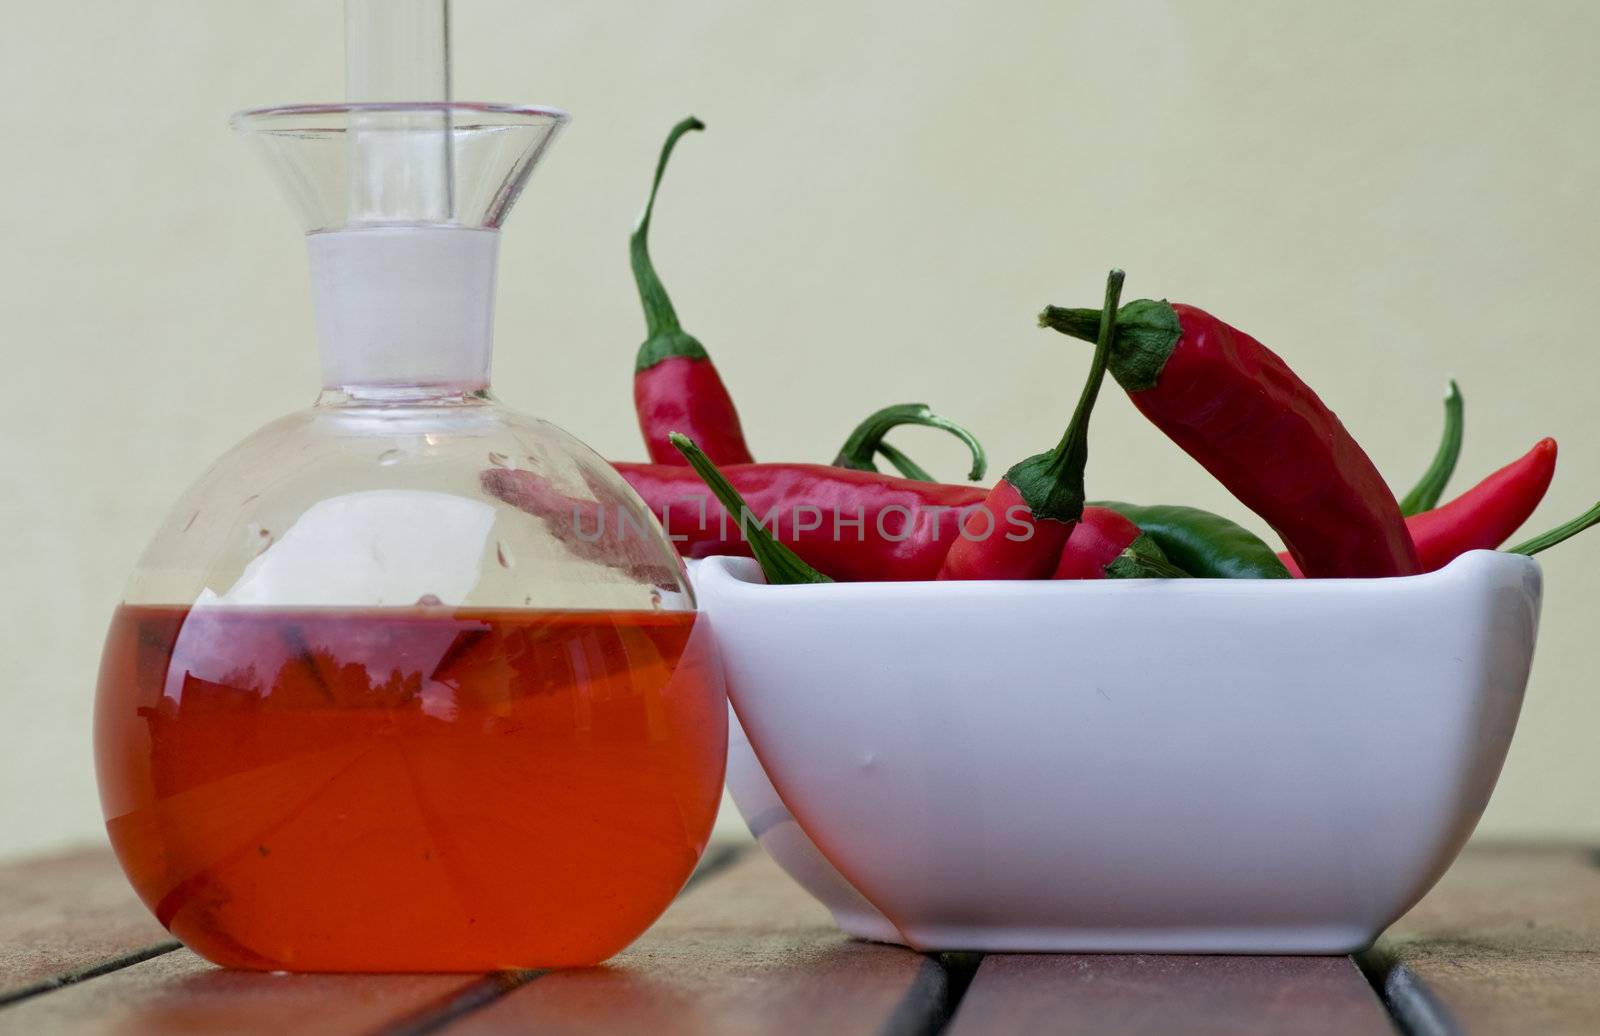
691, 548, 1540, 598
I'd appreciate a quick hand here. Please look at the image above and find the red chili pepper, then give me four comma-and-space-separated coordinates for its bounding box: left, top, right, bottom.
1040, 300, 1419, 578
940, 270, 1124, 580
1278, 438, 1558, 576
614, 461, 983, 581
1053, 506, 1191, 579
1053, 506, 1143, 579
632, 117, 754, 466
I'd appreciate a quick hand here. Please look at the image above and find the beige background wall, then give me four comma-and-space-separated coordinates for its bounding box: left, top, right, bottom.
2, 0, 1596, 859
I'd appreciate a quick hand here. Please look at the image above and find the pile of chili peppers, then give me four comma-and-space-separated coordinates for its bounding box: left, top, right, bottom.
494, 117, 1600, 585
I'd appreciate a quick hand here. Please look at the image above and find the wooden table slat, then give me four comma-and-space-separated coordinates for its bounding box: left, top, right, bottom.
443, 849, 949, 1036
0, 848, 173, 1000
1361, 844, 1600, 1036
0, 947, 485, 1036
946, 953, 1395, 1036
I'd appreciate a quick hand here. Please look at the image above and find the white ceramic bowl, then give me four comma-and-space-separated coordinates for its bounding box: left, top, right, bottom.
696, 550, 1541, 954
684, 559, 903, 943
725, 707, 903, 942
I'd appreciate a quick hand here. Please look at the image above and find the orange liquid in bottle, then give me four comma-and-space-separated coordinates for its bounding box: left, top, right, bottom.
94, 603, 726, 972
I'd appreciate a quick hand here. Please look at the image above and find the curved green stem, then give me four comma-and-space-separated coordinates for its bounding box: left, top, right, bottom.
873, 442, 936, 482
1399, 379, 1464, 516
1507, 500, 1600, 557
834, 403, 988, 482
632, 117, 710, 371
670, 433, 832, 584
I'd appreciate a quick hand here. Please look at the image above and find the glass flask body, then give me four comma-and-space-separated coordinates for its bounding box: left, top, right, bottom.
93, 105, 726, 972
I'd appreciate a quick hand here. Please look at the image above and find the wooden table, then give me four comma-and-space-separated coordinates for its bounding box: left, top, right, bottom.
2, 841, 1597, 1034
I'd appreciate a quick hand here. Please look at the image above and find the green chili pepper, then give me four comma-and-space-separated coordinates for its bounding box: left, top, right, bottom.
1093, 501, 1292, 579
833, 403, 988, 482
1399, 379, 1464, 516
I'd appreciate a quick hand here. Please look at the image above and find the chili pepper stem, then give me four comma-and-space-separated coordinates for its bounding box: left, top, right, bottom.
1507, 500, 1600, 557
632, 117, 711, 371
1399, 379, 1464, 516
1105, 542, 1191, 579
1037, 299, 1180, 393
1005, 269, 1124, 522
873, 441, 936, 482
834, 403, 988, 481
669, 432, 833, 584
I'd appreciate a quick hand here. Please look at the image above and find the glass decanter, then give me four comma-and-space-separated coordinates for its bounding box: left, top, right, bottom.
92, 5, 725, 973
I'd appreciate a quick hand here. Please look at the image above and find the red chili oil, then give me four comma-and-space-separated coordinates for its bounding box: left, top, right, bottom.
94, 603, 726, 972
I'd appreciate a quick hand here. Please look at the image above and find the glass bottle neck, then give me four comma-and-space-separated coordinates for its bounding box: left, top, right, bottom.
307, 225, 499, 395
313, 385, 494, 407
